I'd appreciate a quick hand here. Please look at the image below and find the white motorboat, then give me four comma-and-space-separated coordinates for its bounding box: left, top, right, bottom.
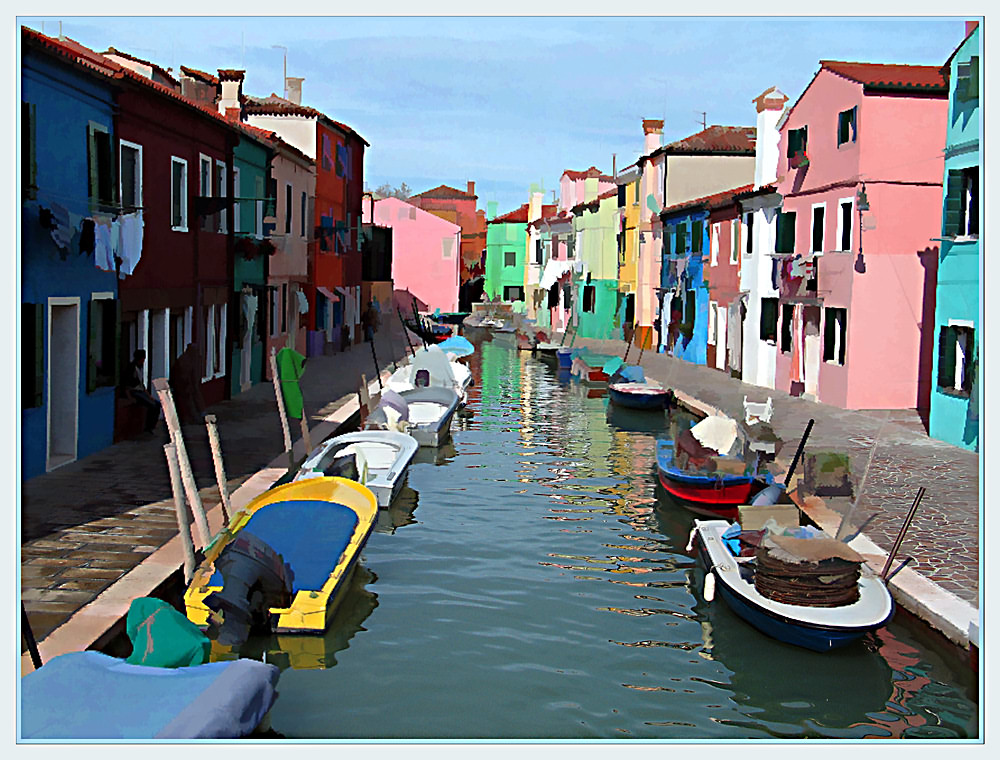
295, 430, 419, 508
387, 345, 472, 404
367, 386, 460, 448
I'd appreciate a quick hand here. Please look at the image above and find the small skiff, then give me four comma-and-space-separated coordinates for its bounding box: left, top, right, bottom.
387, 344, 472, 404
691, 519, 895, 652
295, 430, 418, 508
656, 438, 763, 518
367, 386, 460, 448
608, 381, 671, 410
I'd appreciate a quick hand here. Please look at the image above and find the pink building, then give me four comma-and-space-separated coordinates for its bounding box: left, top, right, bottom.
364, 197, 461, 313
774, 61, 947, 410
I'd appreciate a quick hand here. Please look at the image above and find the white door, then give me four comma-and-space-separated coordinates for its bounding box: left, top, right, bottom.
149, 308, 169, 385
716, 307, 728, 371
46, 299, 80, 471
804, 306, 821, 398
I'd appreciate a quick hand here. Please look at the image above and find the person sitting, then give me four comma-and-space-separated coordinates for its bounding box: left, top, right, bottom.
123, 349, 160, 433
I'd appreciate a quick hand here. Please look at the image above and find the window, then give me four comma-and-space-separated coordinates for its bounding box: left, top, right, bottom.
824, 307, 847, 365
692, 220, 703, 254
87, 122, 114, 209
442, 237, 455, 258
504, 251, 517, 268
321, 134, 333, 172
215, 160, 227, 233
837, 199, 853, 251
270, 287, 280, 337
633, 181, 641, 205
617, 185, 626, 207
119, 141, 142, 213
731, 219, 740, 263
811, 204, 825, 253
567, 234, 575, 259
301, 191, 307, 237
203, 303, 227, 381
707, 301, 717, 345
944, 167, 979, 238
956, 56, 979, 101
171, 157, 188, 231
199, 155, 212, 231
22, 102, 37, 201
776, 210, 796, 254
255, 176, 266, 238
503, 285, 524, 302
787, 126, 808, 167
760, 297, 778, 344
583, 285, 596, 313
837, 107, 857, 146
22, 303, 44, 409
744, 212, 754, 256
674, 223, 686, 255
780, 303, 794, 353
232, 167, 241, 233
547, 283, 559, 309
285, 183, 293, 235
938, 324, 974, 395
86, 295, 117, 392
282, 284, 288, 333
535, 238, 543, 265
710, 223, 720, 266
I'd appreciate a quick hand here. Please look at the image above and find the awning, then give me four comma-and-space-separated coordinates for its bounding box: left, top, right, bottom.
539, 258, 574, 290
317, 286, 338, 302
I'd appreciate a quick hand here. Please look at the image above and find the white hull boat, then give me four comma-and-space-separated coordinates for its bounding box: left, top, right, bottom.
295, 430, 419, 508
368, 386, 460, 448
387, 345, 472, 404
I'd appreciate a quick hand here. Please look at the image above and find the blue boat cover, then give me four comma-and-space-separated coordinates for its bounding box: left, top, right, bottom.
20, 651, 279, 739
211, 500, 359, 593
617, 365, 646, 383
602, 356, 625, 377
437, 336, 475, 357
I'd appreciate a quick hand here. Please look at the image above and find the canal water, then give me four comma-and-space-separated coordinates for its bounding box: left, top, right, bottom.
249, 340, 978, 740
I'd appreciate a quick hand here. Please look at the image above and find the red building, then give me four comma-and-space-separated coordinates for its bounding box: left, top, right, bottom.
245, 90, 368, 354
409, 182, 487, 309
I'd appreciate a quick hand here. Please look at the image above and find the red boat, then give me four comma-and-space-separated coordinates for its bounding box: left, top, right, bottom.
655, 438, 765, 519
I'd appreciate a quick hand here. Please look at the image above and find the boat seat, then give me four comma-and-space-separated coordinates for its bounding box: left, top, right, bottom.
408, 401, 443, 424
338, 442, 396, 470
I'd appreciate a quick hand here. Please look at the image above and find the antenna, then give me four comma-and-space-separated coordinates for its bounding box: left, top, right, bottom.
695, 111, 707, 130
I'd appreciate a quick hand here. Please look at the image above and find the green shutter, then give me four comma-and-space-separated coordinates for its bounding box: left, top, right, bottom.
938, 326, 956, 389
87, 300, 98, 392
692, 221, 703, 253
944, 169, 964, 236
969, 57, 979, 99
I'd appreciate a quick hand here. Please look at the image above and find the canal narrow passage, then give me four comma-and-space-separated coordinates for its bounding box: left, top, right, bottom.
251, 341, 978, 740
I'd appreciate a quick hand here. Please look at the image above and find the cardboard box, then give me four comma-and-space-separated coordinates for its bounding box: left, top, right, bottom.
738, 503, 802, 531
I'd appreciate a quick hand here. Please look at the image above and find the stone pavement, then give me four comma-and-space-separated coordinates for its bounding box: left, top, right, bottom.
20, 320, 411, 646
569, 334, 980, 617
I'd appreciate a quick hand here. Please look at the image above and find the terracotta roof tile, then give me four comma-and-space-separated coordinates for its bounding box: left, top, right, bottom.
243, 93, 370, 146
660, 183, 756, 216
820, 60, 947, 92
411, 184, 476, 200
654, 125, 756, 157
102, 45, 178, 85
180, 65, 219, 85
562, 166, 615, 182
489, 203, 530, 224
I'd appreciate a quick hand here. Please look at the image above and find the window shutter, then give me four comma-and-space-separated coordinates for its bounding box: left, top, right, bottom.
113, 300, 121, 387
943, 169, 964, 236
692, 221, 703, 253
969, 57, 979, 100
87, 300, 99, 393
938, 326, 956, 389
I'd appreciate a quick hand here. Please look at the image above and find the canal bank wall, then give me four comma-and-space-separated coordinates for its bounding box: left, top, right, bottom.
562, 334, 980, 659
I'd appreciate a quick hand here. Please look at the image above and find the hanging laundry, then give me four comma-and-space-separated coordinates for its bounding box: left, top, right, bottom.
790, 254, 811, 278
78, 218, 96, 256
771, 257, 780, 290
297, 289, 309, 315
94, 218, 115, 272
117, 211, 144, 275
48, 202, 72, 254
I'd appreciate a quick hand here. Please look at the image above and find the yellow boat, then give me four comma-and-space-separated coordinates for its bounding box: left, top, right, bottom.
184, 477, 377, 637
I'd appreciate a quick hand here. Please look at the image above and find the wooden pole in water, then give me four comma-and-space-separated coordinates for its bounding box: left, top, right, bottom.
412, 295, 429, 348
152, 378, 210, 547
397, 306, 416, 357
369, 332, 383, 391
881, 487, 926, 581
164, 443, 197, 584
269, 348, 295, 471
622, 326, 636, 363
204, 415, 231, 523
22, 603, 43, 671
784, 418, 814, 487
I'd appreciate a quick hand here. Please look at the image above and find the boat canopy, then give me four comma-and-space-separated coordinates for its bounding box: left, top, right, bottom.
407, 346, 457, 387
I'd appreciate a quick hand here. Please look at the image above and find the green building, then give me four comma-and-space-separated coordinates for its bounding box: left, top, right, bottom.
572, 184, 620, 340
485, 201, 530, 303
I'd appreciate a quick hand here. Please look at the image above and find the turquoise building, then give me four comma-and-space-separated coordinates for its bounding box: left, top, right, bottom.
573, 188, 620, 340
485, 201, 529, 303
930, 22, 980, 451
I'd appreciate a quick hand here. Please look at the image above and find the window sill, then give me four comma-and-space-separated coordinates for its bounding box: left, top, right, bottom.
937, 386, 972, 399
824, 360, 845, 367
172, 226, 189, 233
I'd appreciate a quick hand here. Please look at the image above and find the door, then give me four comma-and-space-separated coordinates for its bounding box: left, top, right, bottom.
149, 308, 169, 385
240, 291, 259, 391
716, 306, 728, 371
46, 299, 80, 471
803, 305, 821, 398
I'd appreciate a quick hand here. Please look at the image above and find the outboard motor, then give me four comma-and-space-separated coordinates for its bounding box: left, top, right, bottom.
203, 531, 294, 647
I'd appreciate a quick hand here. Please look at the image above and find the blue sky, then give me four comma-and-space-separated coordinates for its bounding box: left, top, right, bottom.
17, 14, 974, 214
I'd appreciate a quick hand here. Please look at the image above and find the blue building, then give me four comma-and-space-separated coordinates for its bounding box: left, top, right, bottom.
21, 29, 122, 478
929, 21, 980, 451
658, 204, 710, 365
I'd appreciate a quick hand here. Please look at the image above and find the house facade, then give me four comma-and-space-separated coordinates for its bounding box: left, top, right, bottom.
774, 61, 947, 410
614, 163, 642, 344
929, 22, 980, 450
21, 29, 122, 478
485, 202, 530, 303
572, 187, 619, 340
364, 197, 461, 314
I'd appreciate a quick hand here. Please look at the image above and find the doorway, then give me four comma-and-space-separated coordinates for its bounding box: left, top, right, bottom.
803, 305, 821, 398
46, 299, 80, 471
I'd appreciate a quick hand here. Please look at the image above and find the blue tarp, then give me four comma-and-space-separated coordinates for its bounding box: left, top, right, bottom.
618, 365, 646, 383
437, 336, 475, 357
20, 651, 279, 739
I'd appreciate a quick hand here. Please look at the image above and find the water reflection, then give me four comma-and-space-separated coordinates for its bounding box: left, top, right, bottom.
373, 485, 420, 535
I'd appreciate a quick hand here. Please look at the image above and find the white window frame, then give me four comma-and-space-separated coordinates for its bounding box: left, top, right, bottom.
710, 222, 720, 267
255, 176, 264, 239
170, 157, 188, 232
824, 307, 846, 366
707, 300, 717, 345
232, 166, 241, 234
442, 236, 454, 259
743, 212, 753, 257
836, 197, 854, 252
811, 202, 826, 254
730, 219, 739, 264
215, 303, 227, 379
184, 306, 193, 348
215, 159, 227, 234
203, 304, 216, 382
119, 140, 143, 211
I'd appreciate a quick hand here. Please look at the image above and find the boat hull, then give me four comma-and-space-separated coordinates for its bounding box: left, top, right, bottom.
656, 438, 755, 517
693, 520, 895, 652
608, 383, 668, 410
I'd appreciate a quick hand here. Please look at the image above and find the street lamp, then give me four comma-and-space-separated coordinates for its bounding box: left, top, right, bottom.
271, 45, 287, 100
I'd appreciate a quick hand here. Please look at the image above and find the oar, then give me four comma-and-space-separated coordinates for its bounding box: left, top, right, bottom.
750, 418, 814, 506
22, 602, 43, 671
881, 488, 925, 581
623, 326, 636, 364
397, 306, 416, 357
369, 332, 383, 391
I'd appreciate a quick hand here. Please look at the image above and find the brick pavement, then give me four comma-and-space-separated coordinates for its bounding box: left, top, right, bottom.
569, 335, 980, 610
20, 321, 411, 644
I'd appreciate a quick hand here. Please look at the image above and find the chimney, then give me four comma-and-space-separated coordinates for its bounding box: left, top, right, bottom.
584, 177, 598, 204
286, 76, 304, 105
467, 181, 476, 197
217, 69, 245, 116
752, 87, 789, 189
966, 20, 979, 36
528, 188, 544, 223
487, 201, 498, 220
642, 119, 664, 156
